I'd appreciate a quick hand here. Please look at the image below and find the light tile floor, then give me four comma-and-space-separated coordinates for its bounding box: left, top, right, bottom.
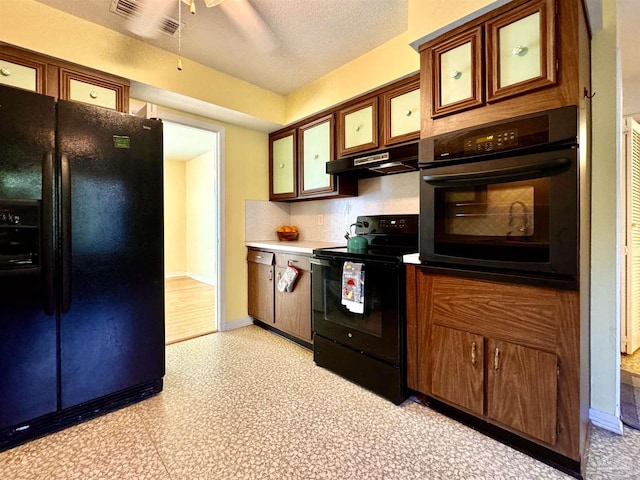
1, 325, 638, 479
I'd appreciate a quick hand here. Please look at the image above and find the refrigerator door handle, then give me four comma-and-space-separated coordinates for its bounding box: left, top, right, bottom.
42, 151, 55, 316
61, 154, 72, 314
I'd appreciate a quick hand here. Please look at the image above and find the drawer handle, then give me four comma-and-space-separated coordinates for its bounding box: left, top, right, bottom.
89, 91, 99, 99
405, 109, 412, 117
471, 341, 477, 368
256, 255, 262, 259
0, 67, 11, 77
493, 347, 500, 371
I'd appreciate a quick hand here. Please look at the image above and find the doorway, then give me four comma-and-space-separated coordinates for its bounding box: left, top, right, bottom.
137, 103, 225, 344
622, 116, 640, 369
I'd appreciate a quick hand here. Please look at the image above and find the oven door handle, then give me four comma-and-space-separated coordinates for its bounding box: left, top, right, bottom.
422, 156, 571, 186
310, 258, 332, 266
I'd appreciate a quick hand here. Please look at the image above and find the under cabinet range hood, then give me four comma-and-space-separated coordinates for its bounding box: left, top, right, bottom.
326, 142, 419, 179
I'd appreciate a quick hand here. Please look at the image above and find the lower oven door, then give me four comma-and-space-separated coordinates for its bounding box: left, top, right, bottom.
420, 146, 578, 278
310, 256, 403, 365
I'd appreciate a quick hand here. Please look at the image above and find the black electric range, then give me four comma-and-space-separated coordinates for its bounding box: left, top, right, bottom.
311, 214, 418, 404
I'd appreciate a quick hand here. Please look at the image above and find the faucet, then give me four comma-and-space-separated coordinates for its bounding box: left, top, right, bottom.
508, 201, 528, 233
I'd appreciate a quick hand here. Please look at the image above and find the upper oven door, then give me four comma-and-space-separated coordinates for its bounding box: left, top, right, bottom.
420, 146, 578, 277
311, 256, 404, 365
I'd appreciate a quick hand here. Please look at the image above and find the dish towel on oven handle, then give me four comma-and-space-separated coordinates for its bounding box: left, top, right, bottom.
341, 261, 365, 314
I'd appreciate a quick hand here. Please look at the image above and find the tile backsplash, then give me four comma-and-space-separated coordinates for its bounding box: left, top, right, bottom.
245, 172, 420, 243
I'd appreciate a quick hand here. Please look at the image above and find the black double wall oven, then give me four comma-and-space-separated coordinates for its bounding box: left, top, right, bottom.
419, 106, 579, 287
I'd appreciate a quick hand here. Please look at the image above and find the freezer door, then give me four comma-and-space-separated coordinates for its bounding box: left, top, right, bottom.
0, 85, 58, 429
56, 100, 165, 408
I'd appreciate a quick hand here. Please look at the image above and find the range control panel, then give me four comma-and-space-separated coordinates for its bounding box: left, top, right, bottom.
355, 214, 419, 236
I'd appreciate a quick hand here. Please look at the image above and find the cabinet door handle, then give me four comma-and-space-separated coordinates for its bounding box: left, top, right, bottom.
493, 347, 500, 371
471, 341, 477, 367
269, 270, 273, 281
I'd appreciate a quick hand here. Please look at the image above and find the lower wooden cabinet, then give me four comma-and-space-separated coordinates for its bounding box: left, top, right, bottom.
247, 248, 312, 344
431, 324, 558, 444
406, 267, 584, 462
486, 338, 558, 445
247, 250, 274, 323
431, 325, 484, 416
274, 253, 312, 342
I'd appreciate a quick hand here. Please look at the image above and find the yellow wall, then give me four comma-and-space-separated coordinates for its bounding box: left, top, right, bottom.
285, 34, 419, 123
223, 124, 269, 325
186, 151, 217, 283
407, 0, 496, 45
164, 159, 187, 275
0, 0, 285, 125
589, 0, 620, 423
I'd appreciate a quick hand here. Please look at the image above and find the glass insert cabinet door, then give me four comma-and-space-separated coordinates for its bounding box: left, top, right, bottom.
431, 26, 483, 118
270, 129, 297, 200
337, 97, 379, 157
0, 59, 38, 91
299, 114, 334, 196
382, 78, 421, 146
486, 0, 556, 102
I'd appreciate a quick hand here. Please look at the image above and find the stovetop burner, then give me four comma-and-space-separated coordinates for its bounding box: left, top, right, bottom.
313, 214, 418, 262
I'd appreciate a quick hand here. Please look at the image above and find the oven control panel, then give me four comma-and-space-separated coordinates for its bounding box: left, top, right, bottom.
419, 106, 578, 164
464, 129, 518, 153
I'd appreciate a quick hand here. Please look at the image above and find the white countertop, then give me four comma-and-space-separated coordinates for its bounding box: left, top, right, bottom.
403, 252, 420, 264
246, 240, 345, 255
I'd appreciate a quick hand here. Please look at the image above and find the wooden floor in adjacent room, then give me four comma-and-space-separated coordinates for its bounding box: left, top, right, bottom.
165, 276, 216, 345
622, 347, 640, 376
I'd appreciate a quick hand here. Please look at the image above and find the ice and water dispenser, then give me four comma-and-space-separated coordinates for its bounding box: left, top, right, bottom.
0, 200, 40, 270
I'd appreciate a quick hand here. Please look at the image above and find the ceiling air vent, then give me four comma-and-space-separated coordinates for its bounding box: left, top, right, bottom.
109, 0, 181, 37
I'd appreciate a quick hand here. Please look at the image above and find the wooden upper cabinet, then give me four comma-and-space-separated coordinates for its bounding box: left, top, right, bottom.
337, 97, 379, 157
421, 0, 558, 121
0, 52, 46, 93
382, 78, 421, 145
269, 129, 297, 200
431, 27, 483, 118
59, 68, 129, 112
299, 114, 334, 196
0, 45, 130, 113
486, 0, 556, 102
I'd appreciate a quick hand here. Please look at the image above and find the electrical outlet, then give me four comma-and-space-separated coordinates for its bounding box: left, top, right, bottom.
317, 214, 324, 226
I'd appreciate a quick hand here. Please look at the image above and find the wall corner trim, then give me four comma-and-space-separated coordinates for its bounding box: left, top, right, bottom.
219, 317, 254, 332
589, 408, 624, 434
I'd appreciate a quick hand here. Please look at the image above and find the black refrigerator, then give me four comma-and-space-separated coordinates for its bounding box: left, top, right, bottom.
0, 84, 165, 450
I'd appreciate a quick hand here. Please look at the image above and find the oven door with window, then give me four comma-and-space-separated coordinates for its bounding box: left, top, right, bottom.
311, 256, 403, 365
420, 147, 578, 280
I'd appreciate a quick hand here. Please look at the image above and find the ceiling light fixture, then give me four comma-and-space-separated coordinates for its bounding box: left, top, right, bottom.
176, 0, 225, 70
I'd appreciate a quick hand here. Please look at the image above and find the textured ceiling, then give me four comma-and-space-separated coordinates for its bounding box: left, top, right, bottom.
34, 0, 408, 96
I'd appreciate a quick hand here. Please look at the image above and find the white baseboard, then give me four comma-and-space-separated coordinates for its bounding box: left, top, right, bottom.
165, 272, 187, 278
589, 408, 624, 434
164, 272, 215, 286
219, 316, 253, 332
186, 273, 215, 286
